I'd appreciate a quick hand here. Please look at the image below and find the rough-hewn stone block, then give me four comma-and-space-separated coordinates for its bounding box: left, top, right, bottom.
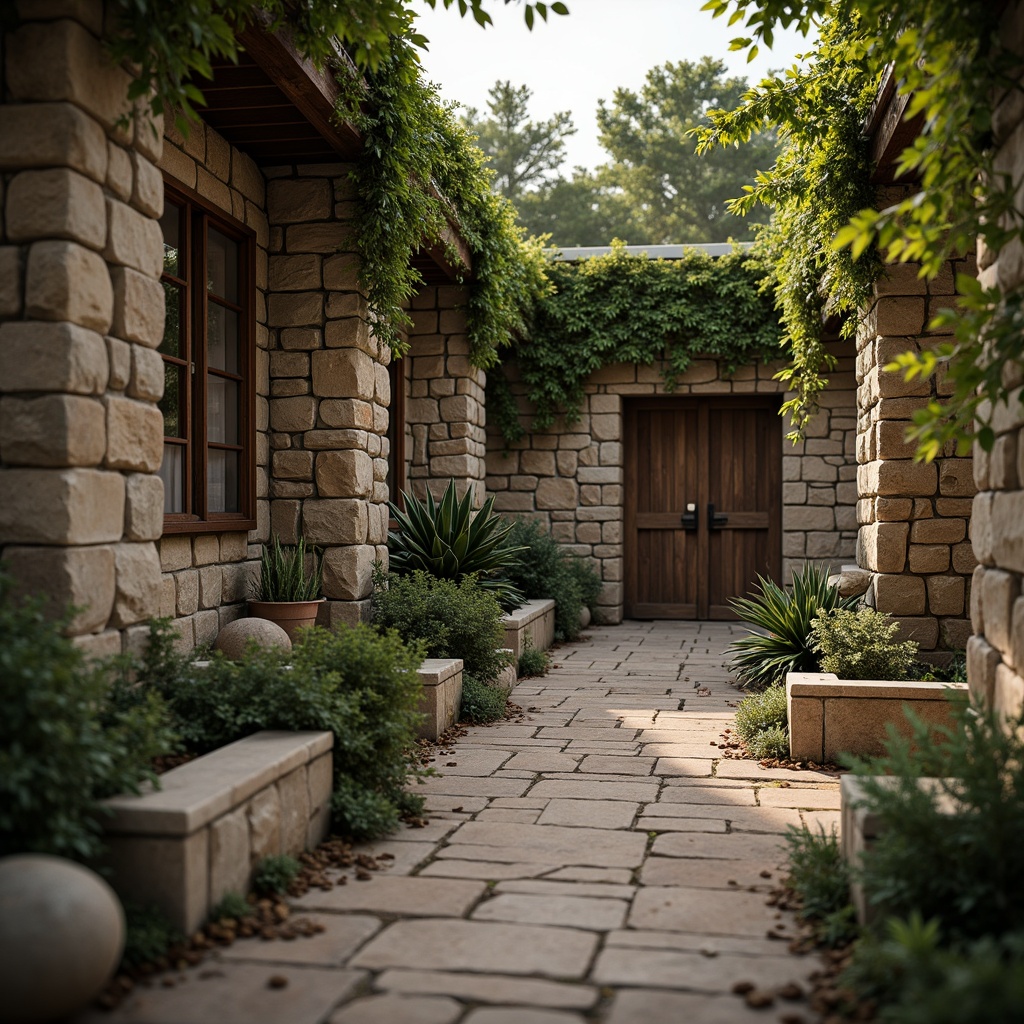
0, 393, 105, 467
322, 543, 375, 600
0, 102, 107, 182
106, 395, 163, 472
0, 467, 124, 544
314, 450, 373, 498
26, 240, 113, 332
6, 167, 106, 247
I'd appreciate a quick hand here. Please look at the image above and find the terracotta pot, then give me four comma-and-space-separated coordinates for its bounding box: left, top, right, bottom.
248, 598, 325, 640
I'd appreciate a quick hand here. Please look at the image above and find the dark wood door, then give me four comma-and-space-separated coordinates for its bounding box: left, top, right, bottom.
625, 397, 781, 619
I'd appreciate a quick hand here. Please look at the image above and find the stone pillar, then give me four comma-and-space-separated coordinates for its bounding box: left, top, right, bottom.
967, 2, 1024, 716
405, 284, 487, 505
0, 2, 166, 657
265, 165, 389, 627
854, 251, 977, 653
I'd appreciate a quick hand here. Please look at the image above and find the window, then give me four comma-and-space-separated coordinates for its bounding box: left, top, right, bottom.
158, 183, 256, 532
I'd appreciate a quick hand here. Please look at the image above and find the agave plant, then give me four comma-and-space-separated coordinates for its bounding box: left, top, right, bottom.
388, 480, 525, 610
727, 563, 860, 689
252, 535, 323, 602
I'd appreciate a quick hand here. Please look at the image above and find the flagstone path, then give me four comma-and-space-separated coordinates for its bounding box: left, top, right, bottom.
81, 620, 842, 1024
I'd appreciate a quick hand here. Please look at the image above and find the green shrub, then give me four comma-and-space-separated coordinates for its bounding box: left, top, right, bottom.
518, 637, 549, 677
784, 824, 858, 946
459, 673, 508, 724
0, 576, 178, 860
734, 683, 787, 743
209, 891, 250, 922
388, 479, 524, 609
844, 915, 1024, 1024
747, 724, 790, 760
138, 620, 427, 840
372, 571, 511, 682
917, 652, 968, 683
848, 701, 1021, 945
810, 607, 918, 680
251, 535, 323, 602
504, 517, 601, 641
728, 563, 859, 689
253, 854, 301, 895
121, 903, 183, 969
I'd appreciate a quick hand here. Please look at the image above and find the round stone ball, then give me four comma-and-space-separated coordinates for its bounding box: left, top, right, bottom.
579, 605, 592, 630
214, 616, 292, 660
0, 854, 125, 1024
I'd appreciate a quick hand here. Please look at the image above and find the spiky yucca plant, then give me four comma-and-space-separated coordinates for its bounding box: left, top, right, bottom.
252, 535, 323, 602
728, 563, 859, 689
388, 479, 525, 610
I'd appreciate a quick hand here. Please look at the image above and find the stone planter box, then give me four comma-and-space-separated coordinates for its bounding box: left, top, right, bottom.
502, 598, 556, 662
787, 672, 968, 763
100, 731, 333, 933
417, 659, 463, 740
840, 774, 957, 923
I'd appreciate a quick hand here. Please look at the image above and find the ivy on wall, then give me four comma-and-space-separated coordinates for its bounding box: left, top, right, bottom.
489, 242, 784, 442
698, 0, 1022, 459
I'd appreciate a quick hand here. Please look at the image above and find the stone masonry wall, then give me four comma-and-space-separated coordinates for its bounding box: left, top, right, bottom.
485, 344, 858, 623
0, 3, 167, 658
855, 231, 977, 652
405, 284, 487, 506
263, 163, 391, 629
967, 0, 1024, 717
155, 116, 269, 649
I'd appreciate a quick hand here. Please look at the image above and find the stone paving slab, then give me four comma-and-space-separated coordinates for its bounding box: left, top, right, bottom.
350, 919, 599, 978
528, 779, 659, 802
640, 856, 785, 890
447, 822, 648, 868
374, 969, 599, 1009
628, 885, 786, 937
419, 859, 563, 880
473, 892, 629, 930
216, 914, 381, 967
536, 798, 639, 829
604, 988, 788, 1024
292, 875, 486, 917
463, 1009, 587, 1024
327, 993, 461, 1024
495, 879, 636, 900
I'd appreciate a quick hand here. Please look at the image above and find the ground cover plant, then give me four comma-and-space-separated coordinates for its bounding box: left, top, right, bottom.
809, 607, 919, 680
518, 637, 550, 678
728, 562, 859, 689
388, 480, 525, 610
459, 673, 510, 724
504, 517, 601, 641
0, 573, 178, 860
135, 619, 427, 840
734, 684, 789, 759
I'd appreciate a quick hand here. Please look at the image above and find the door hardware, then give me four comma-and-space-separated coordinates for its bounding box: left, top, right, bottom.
708, 503, 729, 530
681, 503, 698, 531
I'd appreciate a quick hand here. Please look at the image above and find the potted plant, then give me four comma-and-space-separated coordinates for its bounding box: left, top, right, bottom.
249, 536, 324, 639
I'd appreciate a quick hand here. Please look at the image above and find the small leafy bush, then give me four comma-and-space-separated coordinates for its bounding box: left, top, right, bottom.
460, 672, 508, 724
784, 824, 858, 946
0, 575, 178, 860
844, 915, 1024, 1024
121, 903, 183, 969
734, 683, 788, 750
728, 563, 859, 689
137, 620, 427, 840
504, 517, 602, 641
373, 570, 511, 682
810, 607, 918, 680
389, 479, 524, 610
747, 724, 790, 760
209, 891, 250, 922
251, 535, 323, 602
253, 854, 301, 895
518, 637, 549, 677
849, 701, 1022, 944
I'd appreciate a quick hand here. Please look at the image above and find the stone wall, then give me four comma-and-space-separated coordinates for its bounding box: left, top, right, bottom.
485, 345, 858, 623
854, 234, 977, 652
262, 163, 390, 629
0, 3, 166, 658
967, 0, 1024, 716
405, 284, 487, 506
155, 116, 269, 649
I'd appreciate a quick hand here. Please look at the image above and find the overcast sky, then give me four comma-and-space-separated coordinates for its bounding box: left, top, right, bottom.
415, 0, 812, 172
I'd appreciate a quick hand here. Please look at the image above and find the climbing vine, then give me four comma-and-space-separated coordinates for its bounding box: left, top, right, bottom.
490, 242, 784, 441
698, 0, 1024, 458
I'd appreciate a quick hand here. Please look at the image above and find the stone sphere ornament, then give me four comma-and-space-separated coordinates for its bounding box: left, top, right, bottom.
0, 854, 125, 1024
214, 616, 292, 660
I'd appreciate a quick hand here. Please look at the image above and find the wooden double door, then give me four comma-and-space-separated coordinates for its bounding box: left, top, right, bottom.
624, 397, 782, 619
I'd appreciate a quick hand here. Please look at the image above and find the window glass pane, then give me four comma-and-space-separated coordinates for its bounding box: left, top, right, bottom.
160, 445, 184, 513
207, 302, 238, 373
160, 282, 183, 357
159, 362, 185, 438
207, 375, 238, 445
207, 227, 238, 302
207, 449, 239, 513
160, 204, 181, 277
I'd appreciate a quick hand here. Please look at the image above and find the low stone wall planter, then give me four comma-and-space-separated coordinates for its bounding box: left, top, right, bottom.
100, 731, 333, 933
840, 774, 957, 923
787, 672, 968, 763
417, 659, 463, 740
495, 650, 517, 694
502, 598, 556, 662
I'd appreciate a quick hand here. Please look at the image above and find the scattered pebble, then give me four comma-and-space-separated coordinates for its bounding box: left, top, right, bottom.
267, 975, 288, 989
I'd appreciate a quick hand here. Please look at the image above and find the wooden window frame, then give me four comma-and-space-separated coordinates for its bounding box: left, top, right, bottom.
160, 178, 258, 535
